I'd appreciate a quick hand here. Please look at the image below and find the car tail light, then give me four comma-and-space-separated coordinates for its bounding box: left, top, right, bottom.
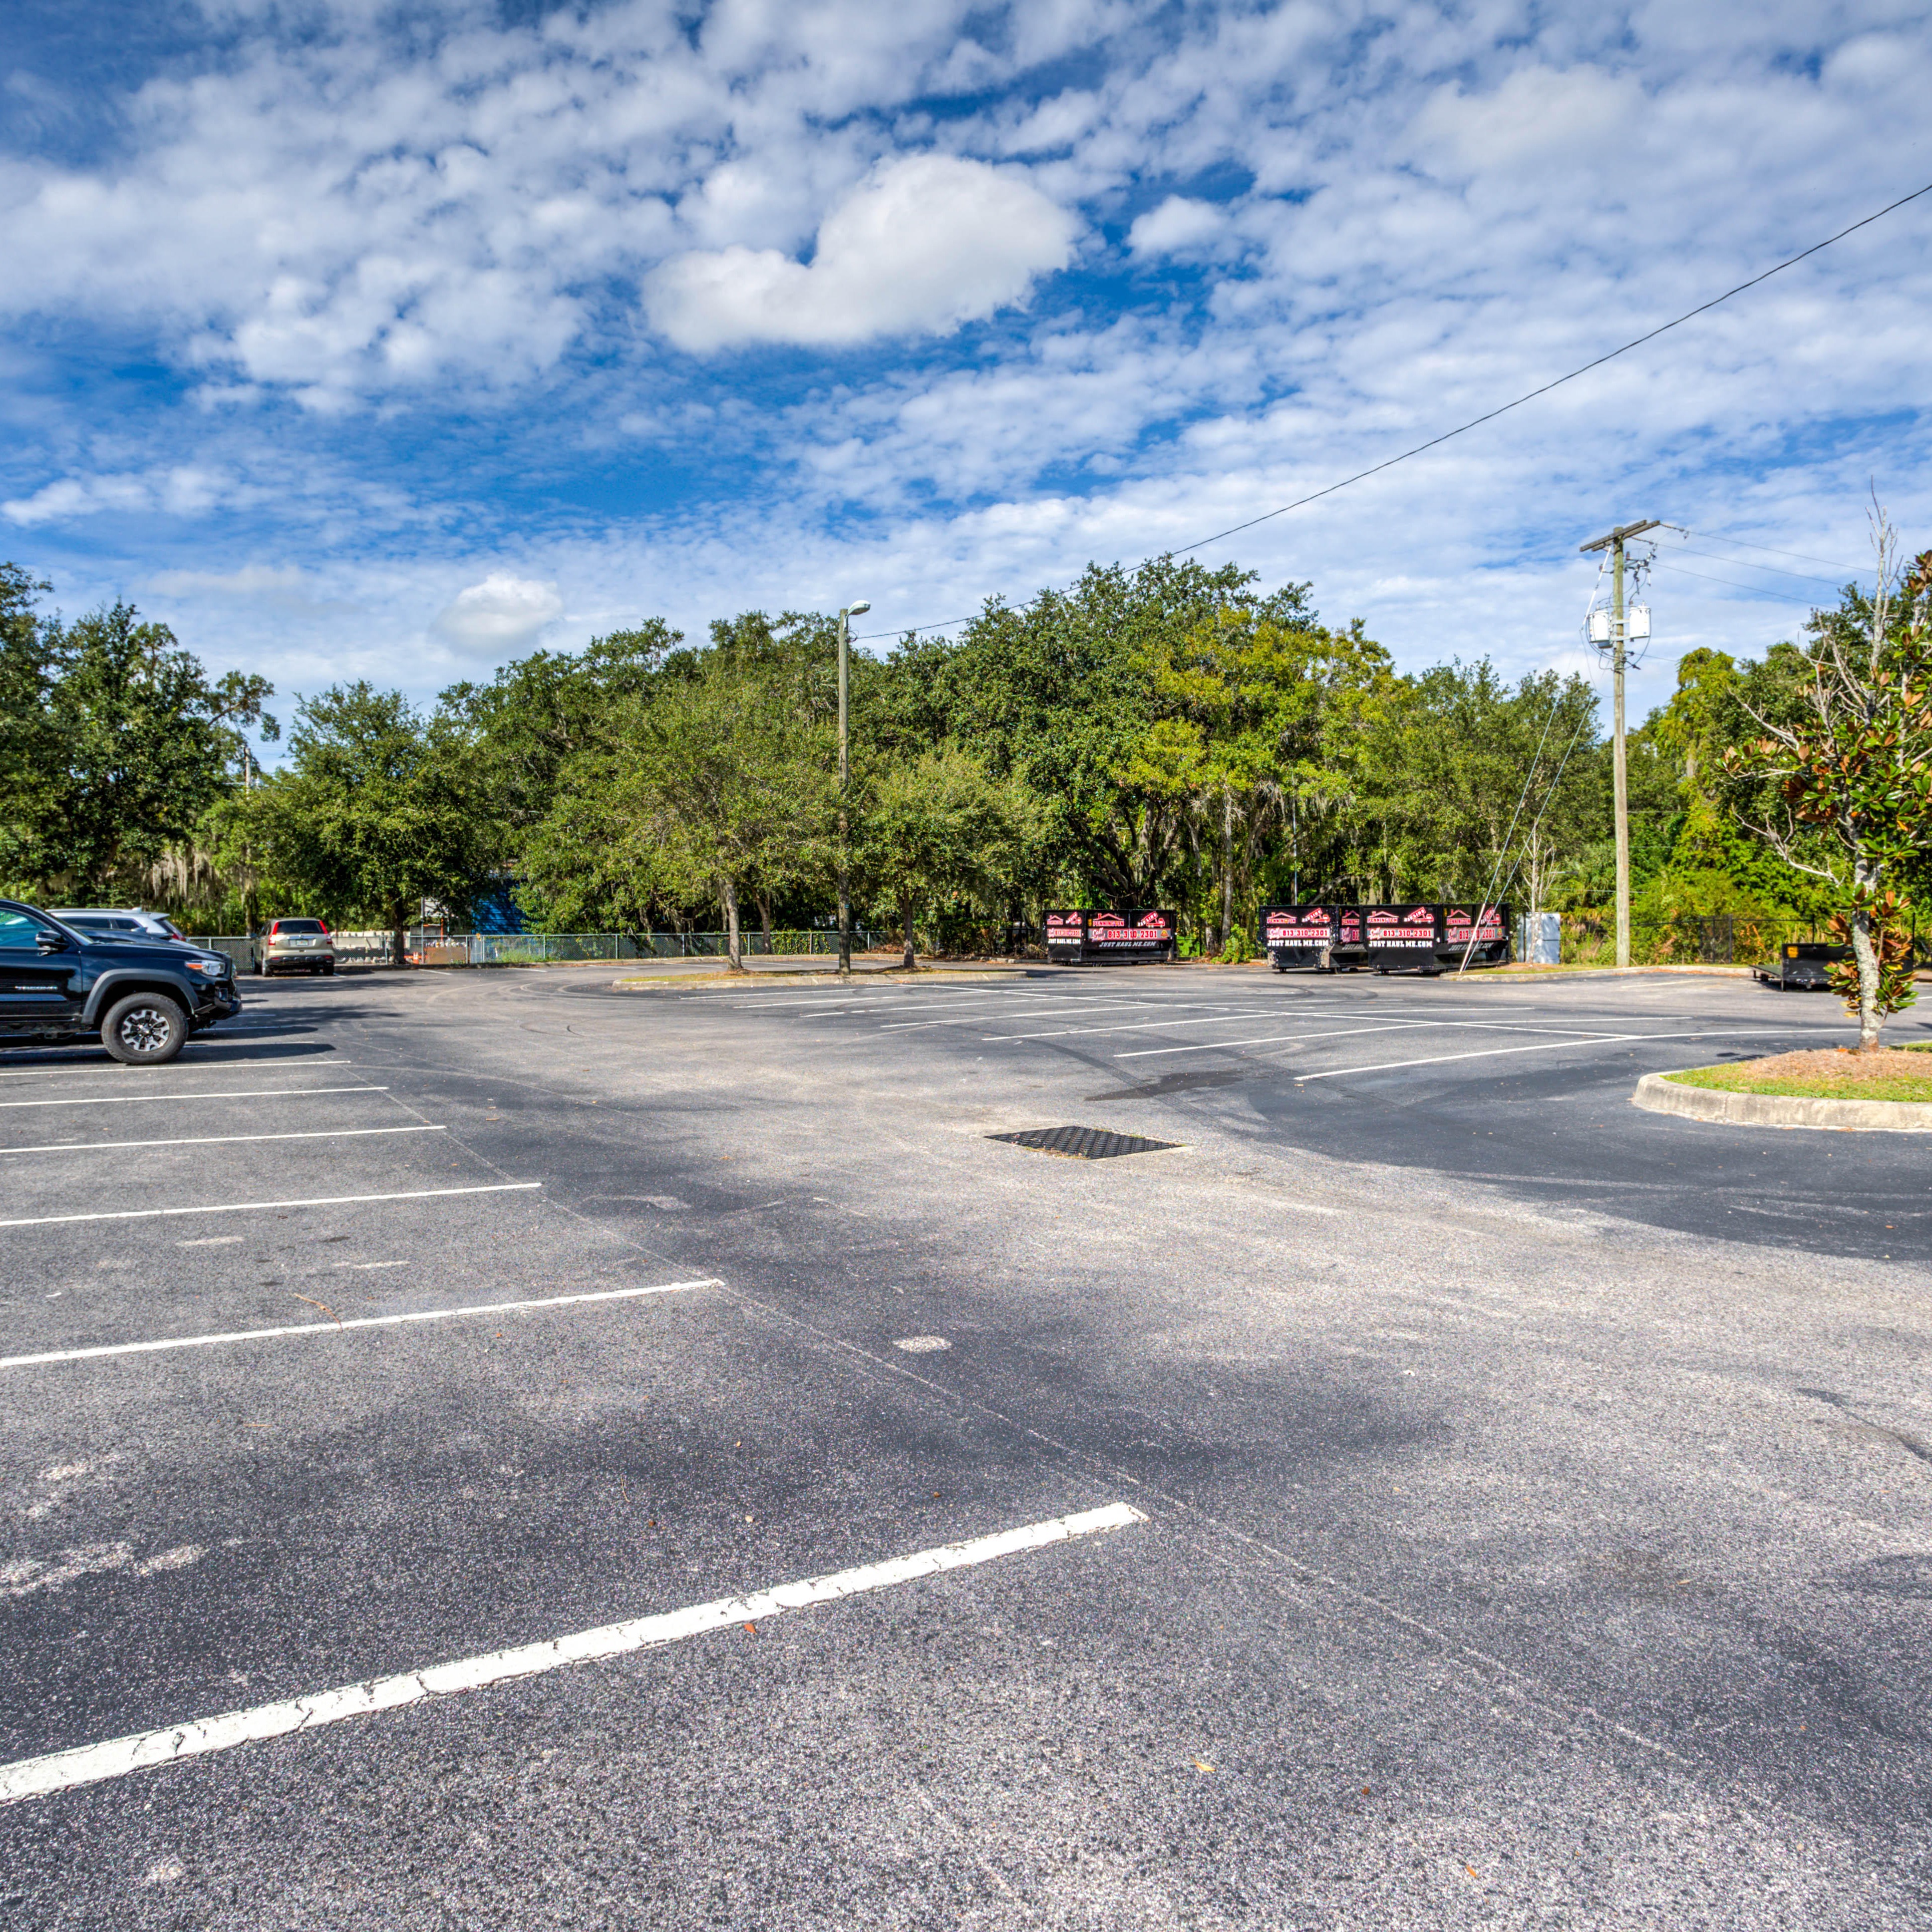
320, 921, 331, 935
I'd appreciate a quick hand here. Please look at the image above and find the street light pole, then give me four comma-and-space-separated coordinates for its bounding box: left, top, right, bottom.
1579, 519, 1658, 969
836, 600, 870, 977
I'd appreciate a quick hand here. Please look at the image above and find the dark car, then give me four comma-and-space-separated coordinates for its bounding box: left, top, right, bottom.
0, 900, 241, 1065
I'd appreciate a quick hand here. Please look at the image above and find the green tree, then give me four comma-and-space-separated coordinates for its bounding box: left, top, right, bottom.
256, 684, 496, 963
0, 566, 64, 894
1724, 516, 1931, 1046
934, 558, 1298, 909
1131, 606, 1393, 953
529, 651, 832, 966
860, 745, 1030, 966
0, 585, 274, 900
443, 623, 678, 844
1353, 662, 1598, 909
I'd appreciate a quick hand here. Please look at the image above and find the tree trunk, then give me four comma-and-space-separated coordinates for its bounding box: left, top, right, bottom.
1851, 891, 1883, 1050
901, 894, 917, 971
721, 877, 743, 972
390, 902, 407, 969
756, 892, 773, 956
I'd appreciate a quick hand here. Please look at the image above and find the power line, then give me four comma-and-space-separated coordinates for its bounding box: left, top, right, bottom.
1660, 544, 1849, 587
1647, 557, 1820, 604
1666, 529, 1863, 575
853, 178, 1932, 644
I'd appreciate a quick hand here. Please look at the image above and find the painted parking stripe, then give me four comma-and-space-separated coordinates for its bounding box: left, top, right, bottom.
0, 1126, 444, 1157
1112, 1018, 1835, 1061
0, 1059, 352, 1080
0, 1181, 540, 1232
1116, 1022, 1420, 1059
1290, 1028, 1822, 1082
988, 1007, 1349, 1041
0, 1276, 718, 1368
0, 1085, 381, 1110
884, 1005, 1178, 1031
0, 1501, 1147, 1803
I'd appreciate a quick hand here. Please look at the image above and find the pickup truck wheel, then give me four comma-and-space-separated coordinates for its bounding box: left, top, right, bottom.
101, 993, 189, 1065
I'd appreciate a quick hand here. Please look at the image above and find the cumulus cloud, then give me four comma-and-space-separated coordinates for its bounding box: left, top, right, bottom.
1127, 196, 1225, 259
1, 0, 1927, 717
1409, 65, 1636, 174
432, 572, 564, 651
644, 154, 1078, 352
2, 467, 232, 525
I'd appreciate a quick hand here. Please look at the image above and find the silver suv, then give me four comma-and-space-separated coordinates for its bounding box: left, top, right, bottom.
51, 908, 189, 944
251, 918, 337, 977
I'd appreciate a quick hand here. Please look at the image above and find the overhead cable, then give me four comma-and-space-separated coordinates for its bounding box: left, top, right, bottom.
853, 179, 1932, 644
1647, 558, 1820, 604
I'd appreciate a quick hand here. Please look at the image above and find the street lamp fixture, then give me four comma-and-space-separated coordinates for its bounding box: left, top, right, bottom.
836, 601, 870, 975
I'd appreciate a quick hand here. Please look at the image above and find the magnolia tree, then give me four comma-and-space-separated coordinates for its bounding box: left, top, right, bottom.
1727, 510, 1931, 1049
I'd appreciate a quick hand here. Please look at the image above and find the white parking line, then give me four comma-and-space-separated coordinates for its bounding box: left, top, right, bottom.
0, 1126, 444, 1157
1116, 1022, 1419, 1059
1290, 1028, 1819, 1082
1114, 1018, 1835, 1061
0, 1276, 718, 1368
886, 996, 1279, 1033
989, 1008, 1347, 1041
882, 1004, 1175, 1032
0, 1059, 352, 1080
0, 1502, 1145, 1803
0, 1085, 381, 1110
0, 1181, 541, 1232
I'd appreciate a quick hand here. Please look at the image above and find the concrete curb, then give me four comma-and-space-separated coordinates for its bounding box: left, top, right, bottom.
1632, 1071, 1932, 1133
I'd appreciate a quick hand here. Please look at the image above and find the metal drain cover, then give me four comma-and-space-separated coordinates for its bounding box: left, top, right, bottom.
988, 1125, 1181, 1160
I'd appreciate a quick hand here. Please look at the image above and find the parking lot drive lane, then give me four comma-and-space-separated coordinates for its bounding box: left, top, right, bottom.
0, 964, 1927, 1928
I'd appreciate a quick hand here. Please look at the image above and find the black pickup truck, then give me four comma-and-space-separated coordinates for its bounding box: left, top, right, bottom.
0, 899, 241, 1064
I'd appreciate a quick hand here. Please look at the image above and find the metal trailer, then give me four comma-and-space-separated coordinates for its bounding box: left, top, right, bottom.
1754, 941, 1851, 990
1043, 910, 1178, 965
1260, 904, 1510, 974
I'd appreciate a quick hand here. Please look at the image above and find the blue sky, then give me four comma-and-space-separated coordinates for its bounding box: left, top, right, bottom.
2, 0, 1928, 760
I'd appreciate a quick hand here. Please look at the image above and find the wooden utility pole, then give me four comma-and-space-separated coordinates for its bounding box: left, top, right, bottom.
1579, 519, 1658, 967
835, 600, 870, 976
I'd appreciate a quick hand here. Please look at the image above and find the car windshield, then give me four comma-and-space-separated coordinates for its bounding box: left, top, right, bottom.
275, 920, 326, 935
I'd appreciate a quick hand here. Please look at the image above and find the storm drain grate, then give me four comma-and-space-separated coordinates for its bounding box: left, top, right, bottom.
988, 1125, 1181, 1161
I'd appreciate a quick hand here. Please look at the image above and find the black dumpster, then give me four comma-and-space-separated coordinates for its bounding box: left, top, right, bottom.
1260, 905, 1340, 971
1044, 911, 1177, 965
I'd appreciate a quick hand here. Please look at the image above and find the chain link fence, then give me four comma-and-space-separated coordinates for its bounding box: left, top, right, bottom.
461, 929, 877, 964
198, 930, 888, 966
1557, 912, 1929, 967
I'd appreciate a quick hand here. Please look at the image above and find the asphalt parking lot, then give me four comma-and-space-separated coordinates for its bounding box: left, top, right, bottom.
1, 962, 1928, 1928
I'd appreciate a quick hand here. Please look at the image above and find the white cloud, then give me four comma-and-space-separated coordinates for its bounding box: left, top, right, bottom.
432, 571, 564, 651
644, 154, 1078, 351
2, 0, 1928, 729
1127, 196, 1225, 259
1409, 65, 1637, 175
2, 467, 233, 525
146, 563, 315, 602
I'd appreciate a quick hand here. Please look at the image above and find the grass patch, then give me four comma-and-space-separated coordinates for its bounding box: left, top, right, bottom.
1666, 1044, 1932, 1103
